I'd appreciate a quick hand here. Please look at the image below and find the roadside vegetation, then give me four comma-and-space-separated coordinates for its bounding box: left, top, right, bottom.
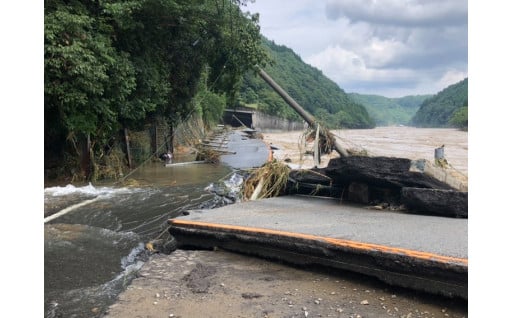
45, 0, 268, 181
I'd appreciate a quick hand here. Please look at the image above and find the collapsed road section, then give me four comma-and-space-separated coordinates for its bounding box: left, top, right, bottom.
168, 195, 467, 300
192, 127, 271, 170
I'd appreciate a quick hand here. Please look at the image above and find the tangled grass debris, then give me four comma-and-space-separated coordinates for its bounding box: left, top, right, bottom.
302, 126, 337, 154
242, 160, 291, 200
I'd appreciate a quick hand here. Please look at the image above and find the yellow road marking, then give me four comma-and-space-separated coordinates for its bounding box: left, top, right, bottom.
170, 219, 468, 266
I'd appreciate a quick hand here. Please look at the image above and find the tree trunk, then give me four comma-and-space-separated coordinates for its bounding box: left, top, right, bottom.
169, 124, 174, 154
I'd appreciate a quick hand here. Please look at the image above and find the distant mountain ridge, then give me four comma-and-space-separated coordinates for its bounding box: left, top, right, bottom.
348, 93, 431, 126
238, 38, 375, 129
411, 78, 468, 128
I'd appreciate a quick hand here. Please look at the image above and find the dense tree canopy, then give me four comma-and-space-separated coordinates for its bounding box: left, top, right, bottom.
238, 38, 375, 129
448, 104, 468, 131
411, 78, 468, 128
45, 0, 268, 179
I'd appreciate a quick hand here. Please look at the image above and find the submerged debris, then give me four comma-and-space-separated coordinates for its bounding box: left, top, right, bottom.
204, 173, 245, 202
198, 161, 292, 207
145, 236, 178, 255
199, 172, 249, 209
195, 148, 221, 163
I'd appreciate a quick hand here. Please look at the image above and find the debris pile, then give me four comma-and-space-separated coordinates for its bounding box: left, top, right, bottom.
286, 155, 467, 218
242, 160, 290, 200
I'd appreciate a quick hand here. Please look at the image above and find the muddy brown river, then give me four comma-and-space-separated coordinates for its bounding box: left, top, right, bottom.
263, 127, 468, 174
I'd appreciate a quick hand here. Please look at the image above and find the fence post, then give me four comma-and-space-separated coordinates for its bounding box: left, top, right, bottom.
314, 124, 321, 167
124, 127, 133, 169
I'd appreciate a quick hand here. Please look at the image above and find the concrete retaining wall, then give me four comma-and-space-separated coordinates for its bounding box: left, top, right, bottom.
252, 111, 307, 132
223, 109, 307, 132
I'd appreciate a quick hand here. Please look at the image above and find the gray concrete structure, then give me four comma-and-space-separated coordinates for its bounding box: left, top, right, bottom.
169, 195, 468, 299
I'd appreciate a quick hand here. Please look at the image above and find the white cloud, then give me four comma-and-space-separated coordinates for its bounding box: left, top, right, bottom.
243, 0, 467, 97
306, 45, 420, 96
244, 0, 335, 57
436, 69, 468, 91
325, 0, 468, 27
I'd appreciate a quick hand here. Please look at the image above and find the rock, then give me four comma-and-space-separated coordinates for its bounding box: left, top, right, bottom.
361, 300, 369, 305
183, 263, 216, 293
241, 292, 263, 299
401, 187, 468, 218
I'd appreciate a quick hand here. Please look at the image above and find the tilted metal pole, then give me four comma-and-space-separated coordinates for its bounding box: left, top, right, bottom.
257, 67, 349, 157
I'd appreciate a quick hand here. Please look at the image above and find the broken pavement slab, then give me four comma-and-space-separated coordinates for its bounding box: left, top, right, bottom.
168, 195, 468, 300
288, 156, 468, 218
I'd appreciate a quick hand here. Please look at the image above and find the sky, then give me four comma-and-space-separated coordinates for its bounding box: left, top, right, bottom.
242, 0, 468, 97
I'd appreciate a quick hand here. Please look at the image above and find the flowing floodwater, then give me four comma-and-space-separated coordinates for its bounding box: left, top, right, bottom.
44, 161, 233, 318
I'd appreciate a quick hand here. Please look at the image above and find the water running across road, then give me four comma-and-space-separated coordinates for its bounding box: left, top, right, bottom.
44, 162, 232, 318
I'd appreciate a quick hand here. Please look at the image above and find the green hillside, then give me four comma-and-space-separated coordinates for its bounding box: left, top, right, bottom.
411, 78, 468, 128
348, 93, 431, 126
238, 38, 375, 129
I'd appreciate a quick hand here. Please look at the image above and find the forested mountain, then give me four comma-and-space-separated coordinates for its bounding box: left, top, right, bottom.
348, 93, 431, 126
238, 39, 375, 129
411, 78, 468, 128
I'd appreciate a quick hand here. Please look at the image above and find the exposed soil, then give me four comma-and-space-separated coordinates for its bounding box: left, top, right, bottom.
105, 249, 467, 318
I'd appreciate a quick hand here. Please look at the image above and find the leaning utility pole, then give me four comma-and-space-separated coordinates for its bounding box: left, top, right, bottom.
257, 67, 349, 157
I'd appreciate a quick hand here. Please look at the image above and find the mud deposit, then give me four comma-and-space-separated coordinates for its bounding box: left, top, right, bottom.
105, 249, 467, 318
